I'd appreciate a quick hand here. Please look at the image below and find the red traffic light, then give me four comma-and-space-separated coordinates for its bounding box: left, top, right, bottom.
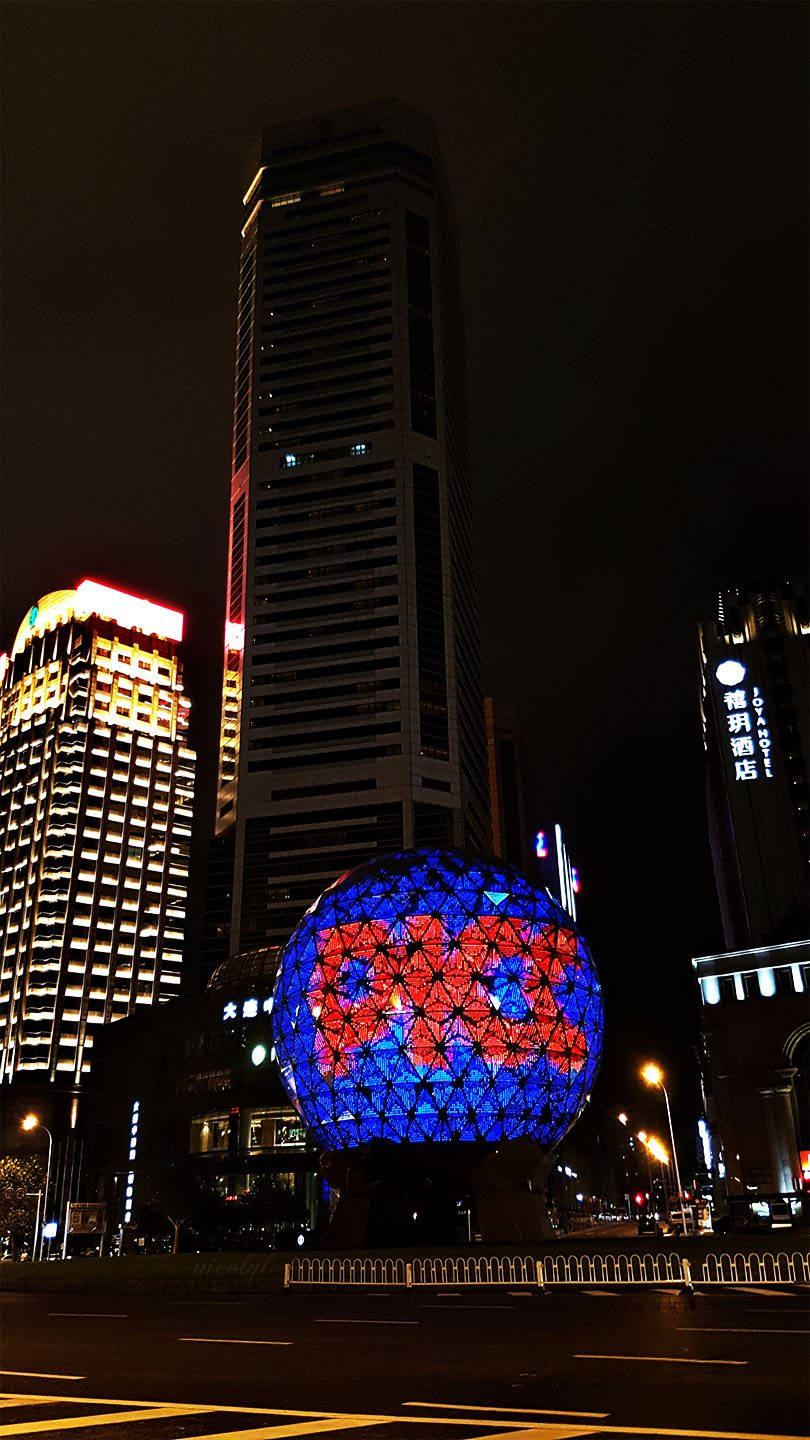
634, 1192, 645, 1207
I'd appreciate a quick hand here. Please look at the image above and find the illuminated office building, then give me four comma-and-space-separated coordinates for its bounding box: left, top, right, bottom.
699, 580, 809, 948
205, 101, 490, 969
0, 579, 196, 1106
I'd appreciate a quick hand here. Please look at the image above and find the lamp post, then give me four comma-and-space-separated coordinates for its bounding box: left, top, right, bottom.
638, 1131, 671, 1214
641, 1063, 689, 1234
21, 1115, 53, 1261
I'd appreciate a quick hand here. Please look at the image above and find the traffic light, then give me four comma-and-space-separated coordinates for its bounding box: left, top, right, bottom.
634, 1192, 645, 1208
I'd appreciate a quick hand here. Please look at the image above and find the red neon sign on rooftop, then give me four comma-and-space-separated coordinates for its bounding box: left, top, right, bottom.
75, 579, 184, 642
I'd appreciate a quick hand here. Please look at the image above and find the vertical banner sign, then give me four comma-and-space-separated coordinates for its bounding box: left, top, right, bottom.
716, 660, 773, 782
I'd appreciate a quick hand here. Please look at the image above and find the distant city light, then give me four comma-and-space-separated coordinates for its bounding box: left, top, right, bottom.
535, 831, 548, 858
251, 1044, 268, 1067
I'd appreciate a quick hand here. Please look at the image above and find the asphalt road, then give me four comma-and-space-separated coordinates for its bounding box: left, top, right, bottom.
0, 1282, 807, 1440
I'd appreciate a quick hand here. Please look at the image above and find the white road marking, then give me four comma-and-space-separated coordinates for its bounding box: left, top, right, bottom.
404, 1400, 610, 1418
48, 1312, 127, 1318
678, 1326, 809, 1335
728, 1286, 796, 1297
316, 1318, 418, 1325
179, 1336, 292, 1346
574, 1353, 747, 1366
0, 1372, 85, 1380
420, 1303, 515, 1310
582, 1290, 620, 1298
507, 1291, 534, 1297
168, 1300, 246, 1306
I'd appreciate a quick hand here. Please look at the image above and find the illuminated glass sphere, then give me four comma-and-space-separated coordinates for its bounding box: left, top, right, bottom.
272, 848, 603, 1151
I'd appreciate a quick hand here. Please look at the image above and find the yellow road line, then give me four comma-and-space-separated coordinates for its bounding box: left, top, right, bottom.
677, 1327, 809, 1336
179, 1336, 293, 1346
566, 1431, 810, 1440
404, 1402, 610, 1419
2, 1391, 805, 1440
477, 1429, 597, 1440
0, 1399, 55, 1410
574, 1353, 746, 1366
0, 1405, 201, 1436
189, 1420, 383, 1440
0, 1372, 85, 1381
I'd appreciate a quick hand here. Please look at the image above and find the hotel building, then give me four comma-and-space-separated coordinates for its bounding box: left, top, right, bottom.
695, 580, 809, 1218
699, 580, 809, 949
0, 579, 195, 1132
205, 100, 490, 970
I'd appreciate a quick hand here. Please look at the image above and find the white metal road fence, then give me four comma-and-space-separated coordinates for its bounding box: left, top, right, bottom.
284, 1249, 810, 1289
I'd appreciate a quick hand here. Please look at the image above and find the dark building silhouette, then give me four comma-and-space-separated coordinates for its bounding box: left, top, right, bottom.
484, 697, 534, 876
204, 101, 489, 974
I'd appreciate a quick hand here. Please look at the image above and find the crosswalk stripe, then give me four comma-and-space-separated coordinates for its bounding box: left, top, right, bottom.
0, 1399, 54, 1411
188, 1421, 379, 1440
0, 1372, 85, 1381
0, 1406, 199, 1436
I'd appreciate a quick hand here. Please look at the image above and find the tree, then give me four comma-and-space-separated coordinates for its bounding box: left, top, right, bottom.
0, 1154, 46, 1257
140, 1164, 197, 1254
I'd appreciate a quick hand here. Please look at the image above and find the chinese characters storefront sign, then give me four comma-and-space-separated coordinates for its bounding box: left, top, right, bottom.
222, 995, 273, 1023
722, 683, 774, 781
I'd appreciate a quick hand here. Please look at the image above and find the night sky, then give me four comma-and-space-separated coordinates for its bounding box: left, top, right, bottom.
2, 3, 807, 1132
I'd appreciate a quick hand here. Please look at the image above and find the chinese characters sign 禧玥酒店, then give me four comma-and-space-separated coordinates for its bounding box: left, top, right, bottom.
722, 680, 773, 782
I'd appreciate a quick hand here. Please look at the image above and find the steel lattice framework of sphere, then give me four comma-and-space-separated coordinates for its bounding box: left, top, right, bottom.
272, 848, 603, 1151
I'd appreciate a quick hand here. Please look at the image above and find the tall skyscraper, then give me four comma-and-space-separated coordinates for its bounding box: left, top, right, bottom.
206, 101, 490, 968
699, 580, 809, 949
0, 580, 196, 1100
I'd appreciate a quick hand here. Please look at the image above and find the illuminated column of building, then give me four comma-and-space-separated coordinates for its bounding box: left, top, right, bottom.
0, 580, 196, 1091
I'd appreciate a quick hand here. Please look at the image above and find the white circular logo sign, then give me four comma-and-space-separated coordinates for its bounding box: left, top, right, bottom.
716, 659, 746, 686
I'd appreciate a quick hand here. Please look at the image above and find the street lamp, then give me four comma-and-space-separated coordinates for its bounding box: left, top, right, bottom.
638, 1130, 671, 1211
21, 1115, 53, 1261
641, 1063, 688, 1234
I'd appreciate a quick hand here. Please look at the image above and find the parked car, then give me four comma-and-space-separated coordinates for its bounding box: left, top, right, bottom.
659, 1202, 712, 1236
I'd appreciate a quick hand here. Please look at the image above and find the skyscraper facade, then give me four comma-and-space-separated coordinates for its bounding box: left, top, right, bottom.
206, 101, 490, 967
0, 580, 195, 1100
699, 580, 809, 949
